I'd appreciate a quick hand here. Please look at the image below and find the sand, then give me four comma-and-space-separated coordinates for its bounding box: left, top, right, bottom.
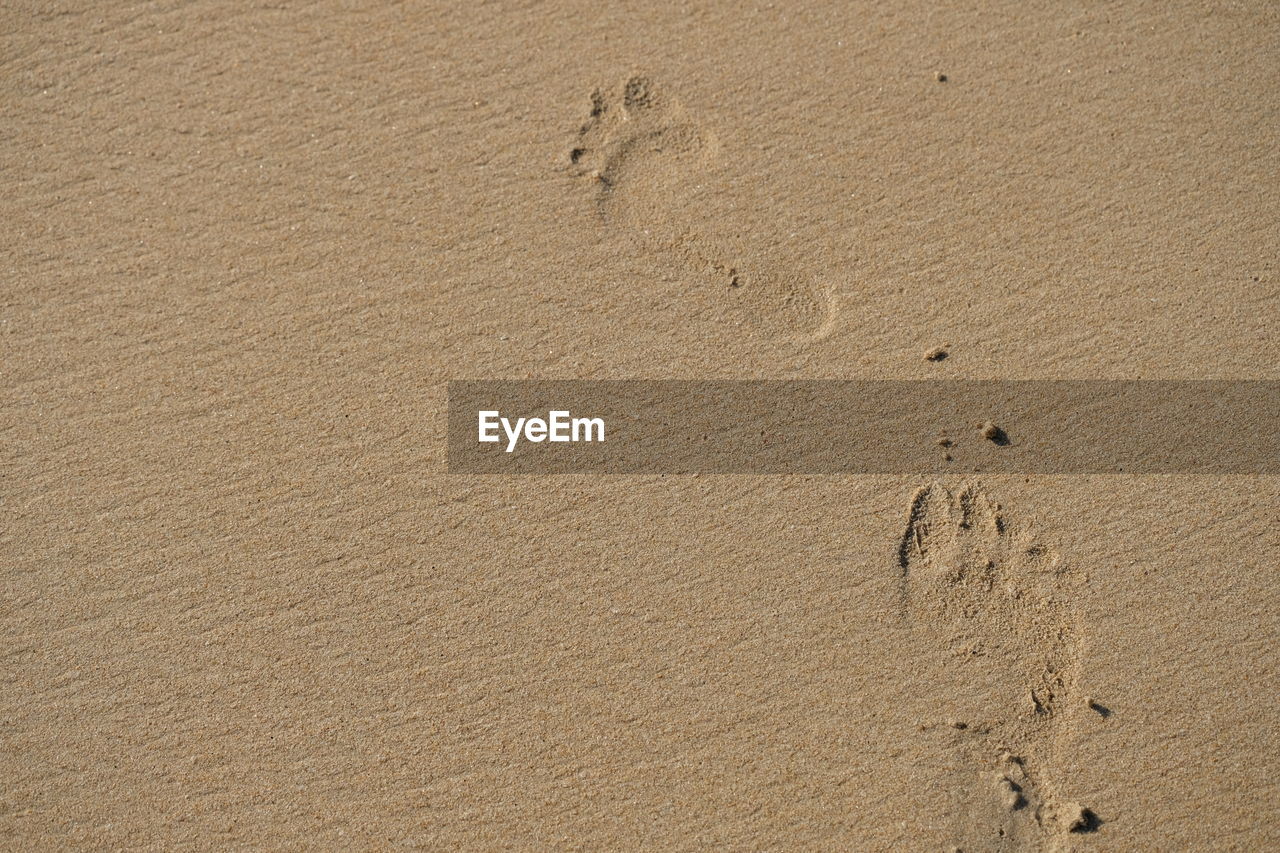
3, 1, 1278, 850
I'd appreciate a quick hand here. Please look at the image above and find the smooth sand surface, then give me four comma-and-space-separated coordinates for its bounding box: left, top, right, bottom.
4, 2, 1278, 850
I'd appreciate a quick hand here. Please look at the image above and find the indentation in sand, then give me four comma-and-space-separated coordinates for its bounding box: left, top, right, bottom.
569, 74, 832, 338
899, 483, 1098, 850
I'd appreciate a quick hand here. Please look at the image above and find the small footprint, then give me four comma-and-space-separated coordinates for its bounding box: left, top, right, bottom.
898, 484, 1093, 850
568, 75, 832, 338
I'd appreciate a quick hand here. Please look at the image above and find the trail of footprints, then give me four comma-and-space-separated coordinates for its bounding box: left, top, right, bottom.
899, 484, 1098, 851
569, 75, 831, 337
568, 78, 1094, 848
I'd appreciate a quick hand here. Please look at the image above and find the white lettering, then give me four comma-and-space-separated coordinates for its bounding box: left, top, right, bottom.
573, 416, 605, 442
479, 410, 605, 453
502, 416, 525, 453
478, 411, 500, 443
549, 410, 571, 442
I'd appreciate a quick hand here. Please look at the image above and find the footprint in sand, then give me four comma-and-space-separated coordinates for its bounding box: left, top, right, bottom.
568, 75, 831, 338
898, 483, 1097, 851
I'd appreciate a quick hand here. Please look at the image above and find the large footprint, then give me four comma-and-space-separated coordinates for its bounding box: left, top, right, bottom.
568, 75, 832, 338
898, 483, 1097, 851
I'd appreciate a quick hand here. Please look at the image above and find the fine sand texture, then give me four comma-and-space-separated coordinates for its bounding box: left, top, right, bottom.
4, 1, 1279, 850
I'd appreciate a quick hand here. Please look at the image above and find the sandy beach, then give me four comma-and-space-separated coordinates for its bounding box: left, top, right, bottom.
4, 1, 1278, 849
